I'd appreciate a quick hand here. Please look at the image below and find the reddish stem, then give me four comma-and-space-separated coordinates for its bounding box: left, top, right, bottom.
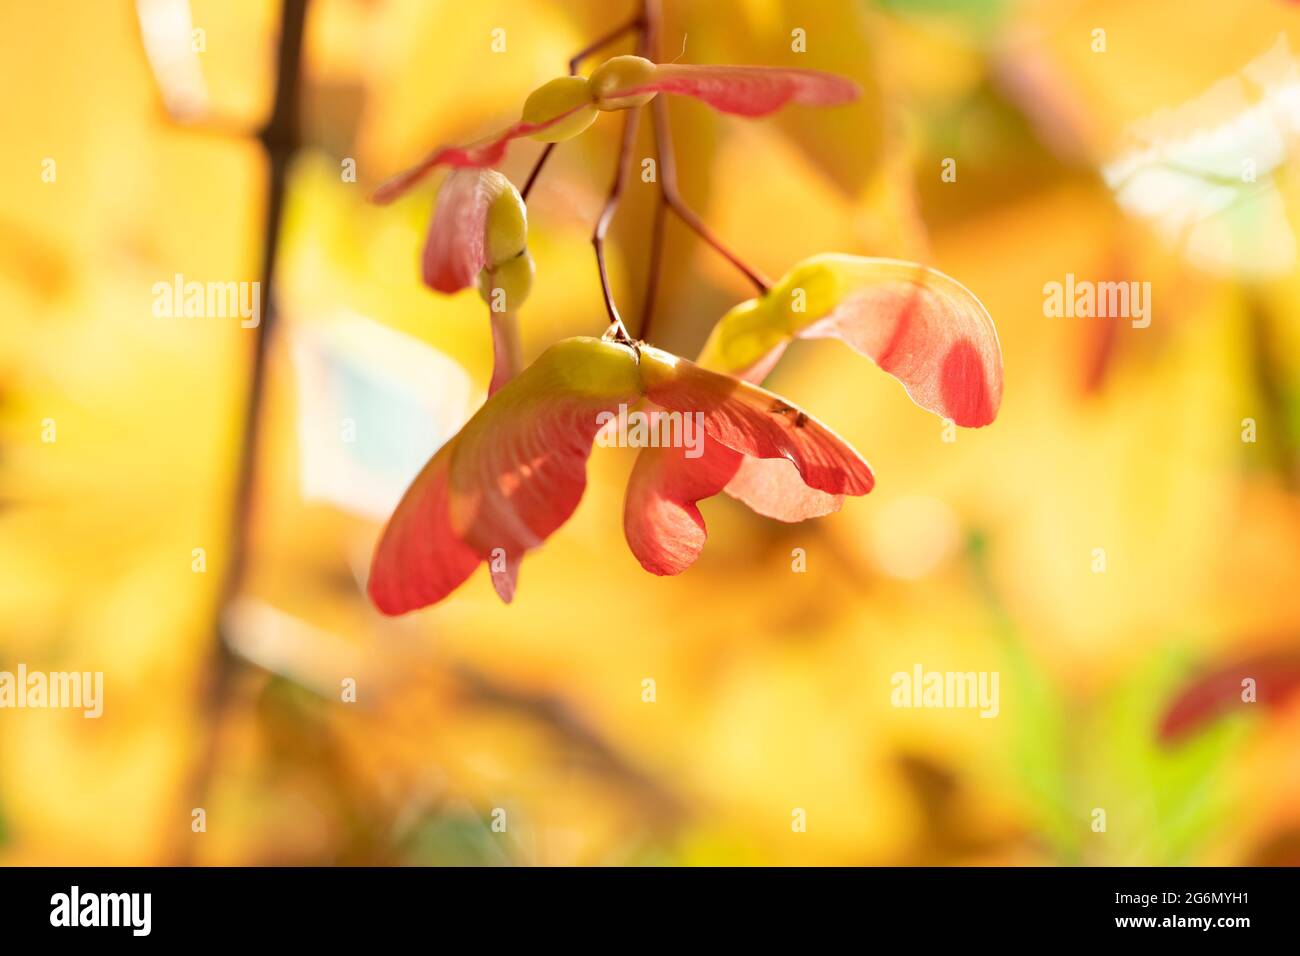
521, 15, 641, 202
553, 0, 774, 342
587, 4, 658, 343
640, 0, 769, 340
651, 91, 771, 294
637, 0, 666, 340
640, 193, 667, 339
520, 142, 554, 200
593, 105, 642, 342
569, 15, 644, 75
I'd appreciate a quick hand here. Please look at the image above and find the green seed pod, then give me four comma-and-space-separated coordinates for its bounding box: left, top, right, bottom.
521, 75, 599, 142
770, 255, 847, 320
589, 55, 659, 110
480, 171, 528, 266
478, 250, 535, 312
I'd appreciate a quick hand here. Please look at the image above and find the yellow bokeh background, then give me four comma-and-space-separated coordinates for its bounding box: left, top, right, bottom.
2, 0, 1299, 865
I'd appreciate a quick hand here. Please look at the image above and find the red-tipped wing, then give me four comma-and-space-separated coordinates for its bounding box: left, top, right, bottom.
639, 345, 875, 498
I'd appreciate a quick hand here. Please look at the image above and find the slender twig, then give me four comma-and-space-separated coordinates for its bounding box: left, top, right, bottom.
593, 106, 642, 342
568, 14, 644, 75
520, 142, 555, 200
640, 0, 770, 297
550, 0, 770, 343
588, 4, 658, 342
177, 0, 310, 864
520, 18, 642, 202
637, 0, 666, 340
651, 92, 771, 294
640, 193, 667, 339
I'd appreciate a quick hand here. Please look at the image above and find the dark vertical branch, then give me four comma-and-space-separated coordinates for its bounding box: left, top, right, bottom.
179, 0, 310, 865
230, 0, 308, 593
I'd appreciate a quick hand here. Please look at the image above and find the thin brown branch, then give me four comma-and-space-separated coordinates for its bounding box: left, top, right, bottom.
593, 105, 642, 342
641, 0, 769, 295
568, 14, 644, 75
651, 93, 772, 294
640, 193, 667, 339
520, 142, 555, 200
588, 4, 659, 342
177, 0, 310, 865
521, 12, 643, 203
638, 0, 665, 339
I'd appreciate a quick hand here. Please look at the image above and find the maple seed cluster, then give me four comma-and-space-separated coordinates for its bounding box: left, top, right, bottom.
363, 28, 1005, 616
